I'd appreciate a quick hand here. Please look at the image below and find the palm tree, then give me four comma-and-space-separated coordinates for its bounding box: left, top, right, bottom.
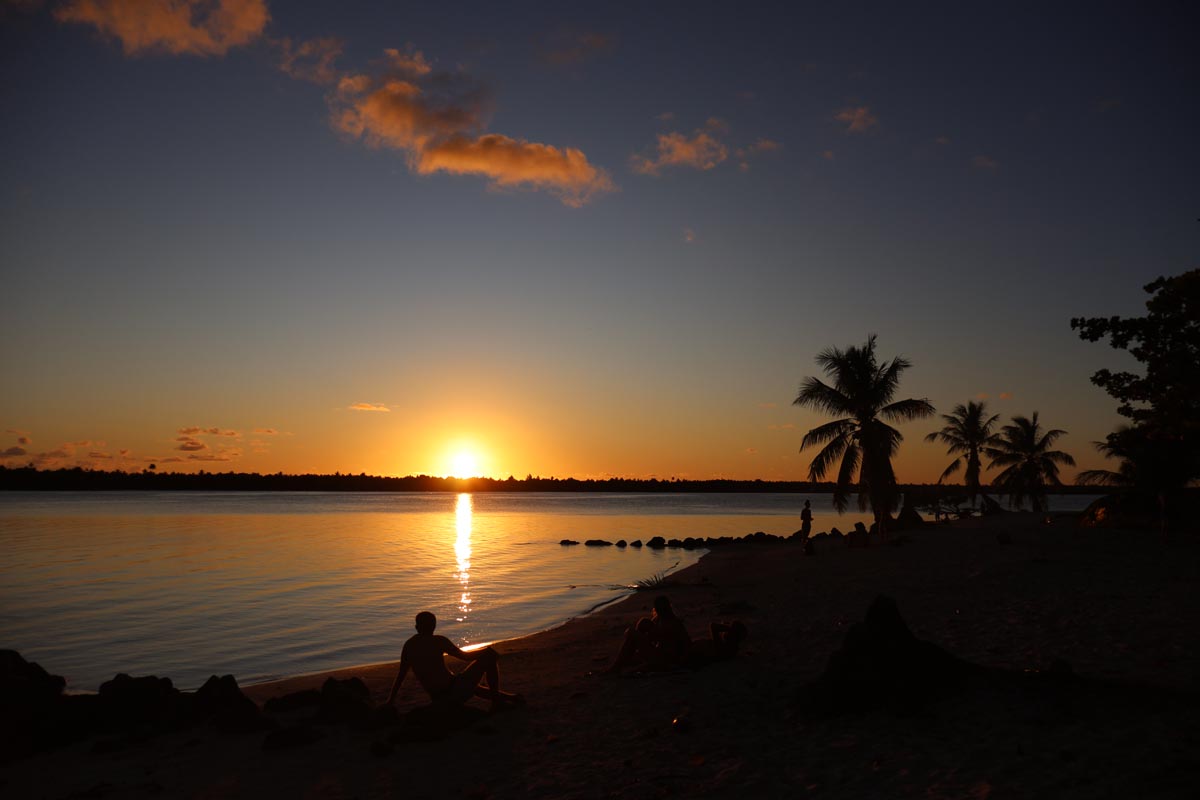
984, 413, 1075, 512
924, 401, 1001, 507
793, 335, 935, 533
1075, 426, 1140, 489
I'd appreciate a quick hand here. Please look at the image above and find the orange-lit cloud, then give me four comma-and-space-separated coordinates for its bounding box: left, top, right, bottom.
178, 426, 239, 437
383, 45, 432, 76
88, 451, 113, 459
656, 111, 675, 122
999, 391, 1013, 400
348, 402, 390, 412
1, 446, 27, 457
735, 138, 781, 171
253, 427, 280, 434
176, 436, 207, 451
822, 149, 835, 160
835, 106, 877, 133
972, 154, 999, 170
275, 35, 342, 84
332, 54, 613, 205
683, 227, 696, 243
187, 451, 238, 461
935, 135, 951, 145
55, 0, 269, 57
538, 30, 613, 66
416, 134, 615, 207
768, 423, 796, 430
631, 128, 728, 175
758, 402, 778, 409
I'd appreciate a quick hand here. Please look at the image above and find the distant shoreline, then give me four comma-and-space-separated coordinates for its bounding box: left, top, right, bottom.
0, 466, 1103, 494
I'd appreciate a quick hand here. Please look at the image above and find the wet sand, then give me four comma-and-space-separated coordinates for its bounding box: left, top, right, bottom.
5, 512, 1199, 798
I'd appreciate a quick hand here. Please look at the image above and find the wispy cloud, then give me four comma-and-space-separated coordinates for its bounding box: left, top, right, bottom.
274, 35, 343, 84
537, 30, 614, 66
999, 391, 1013, 400
253, 427, 281, 435
1, 446, 27, 458
834, 105, 877, 133
735, 138, 781, 171
971, 154, 999, 170
187, 451, 238, 462
176, 436, 207, 452
768, 423, 796, 430
934, 135, 951, 145
683, 227, 696, 243
55, 0, 269, 57
758, 402, 778, 410
630, 125, 728, 176
347, 402, 391, 412
178, 426, 239, 437
331, 51, 614, 206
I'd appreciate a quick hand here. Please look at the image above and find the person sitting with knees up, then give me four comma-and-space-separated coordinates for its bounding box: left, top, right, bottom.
387, 611, 524, 711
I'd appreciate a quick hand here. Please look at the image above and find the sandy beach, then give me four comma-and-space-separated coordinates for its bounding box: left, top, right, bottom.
4, 512, 1198, 799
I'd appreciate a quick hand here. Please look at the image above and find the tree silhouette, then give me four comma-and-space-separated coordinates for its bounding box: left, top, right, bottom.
1071, 269, 1200, 526
924, 401, 1002, 506
984, 413, 1075, 512
793, 335, 935, 533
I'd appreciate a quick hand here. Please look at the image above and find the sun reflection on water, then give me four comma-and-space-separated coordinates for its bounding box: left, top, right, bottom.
454, 493, 472, 621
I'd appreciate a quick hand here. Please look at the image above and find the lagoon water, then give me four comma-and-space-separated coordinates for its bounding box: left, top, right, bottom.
0, 491, 1098, 691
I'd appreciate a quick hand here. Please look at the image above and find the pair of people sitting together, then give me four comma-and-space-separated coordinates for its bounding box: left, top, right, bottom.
388, 597, 746, 711
605, 594, 747, 674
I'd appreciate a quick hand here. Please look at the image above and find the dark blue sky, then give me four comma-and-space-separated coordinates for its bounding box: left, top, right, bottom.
1, 0, 1196, 479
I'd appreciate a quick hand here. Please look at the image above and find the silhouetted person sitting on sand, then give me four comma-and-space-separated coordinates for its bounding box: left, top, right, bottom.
387, 611, 524, 711
688, 620, 748, 667
606, 595, 692, 674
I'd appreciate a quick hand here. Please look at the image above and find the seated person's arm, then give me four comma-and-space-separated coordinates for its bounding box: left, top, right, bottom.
438, 636, 493, 662
386, 658, 409, 705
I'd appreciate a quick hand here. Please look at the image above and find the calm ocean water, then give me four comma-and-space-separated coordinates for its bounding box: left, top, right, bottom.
0, 491, 1097, 691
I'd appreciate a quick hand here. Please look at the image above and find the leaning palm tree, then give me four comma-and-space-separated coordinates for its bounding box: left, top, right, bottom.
793, 335, 935, 534
924, 401, 1001, 507
984, 412, 1075, 512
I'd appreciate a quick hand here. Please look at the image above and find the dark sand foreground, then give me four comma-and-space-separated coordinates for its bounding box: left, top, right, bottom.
5, 513, 1199, 798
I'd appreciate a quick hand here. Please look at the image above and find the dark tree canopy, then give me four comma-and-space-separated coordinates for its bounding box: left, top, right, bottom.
1070, 269, 1200, 428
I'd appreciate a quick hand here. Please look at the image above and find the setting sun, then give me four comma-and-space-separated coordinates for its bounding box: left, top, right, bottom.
447, 448, 482, 478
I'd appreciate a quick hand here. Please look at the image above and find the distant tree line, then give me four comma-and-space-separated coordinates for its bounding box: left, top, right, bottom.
0, 465, 1104, 494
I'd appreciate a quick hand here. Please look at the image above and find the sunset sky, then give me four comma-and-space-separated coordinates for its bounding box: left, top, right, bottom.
2, 1, 1197, 482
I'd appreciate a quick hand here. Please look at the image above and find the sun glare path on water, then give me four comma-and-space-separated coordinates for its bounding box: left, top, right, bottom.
454, 493, 472, 622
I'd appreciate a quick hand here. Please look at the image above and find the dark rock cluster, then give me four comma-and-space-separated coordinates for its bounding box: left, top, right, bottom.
558, 507, 928, 553
2, 651, 500, 762
1, 649, 273, 762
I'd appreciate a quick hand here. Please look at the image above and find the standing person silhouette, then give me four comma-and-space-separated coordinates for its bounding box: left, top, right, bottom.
801, 500, 813, 537
386, 611, 524, 711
